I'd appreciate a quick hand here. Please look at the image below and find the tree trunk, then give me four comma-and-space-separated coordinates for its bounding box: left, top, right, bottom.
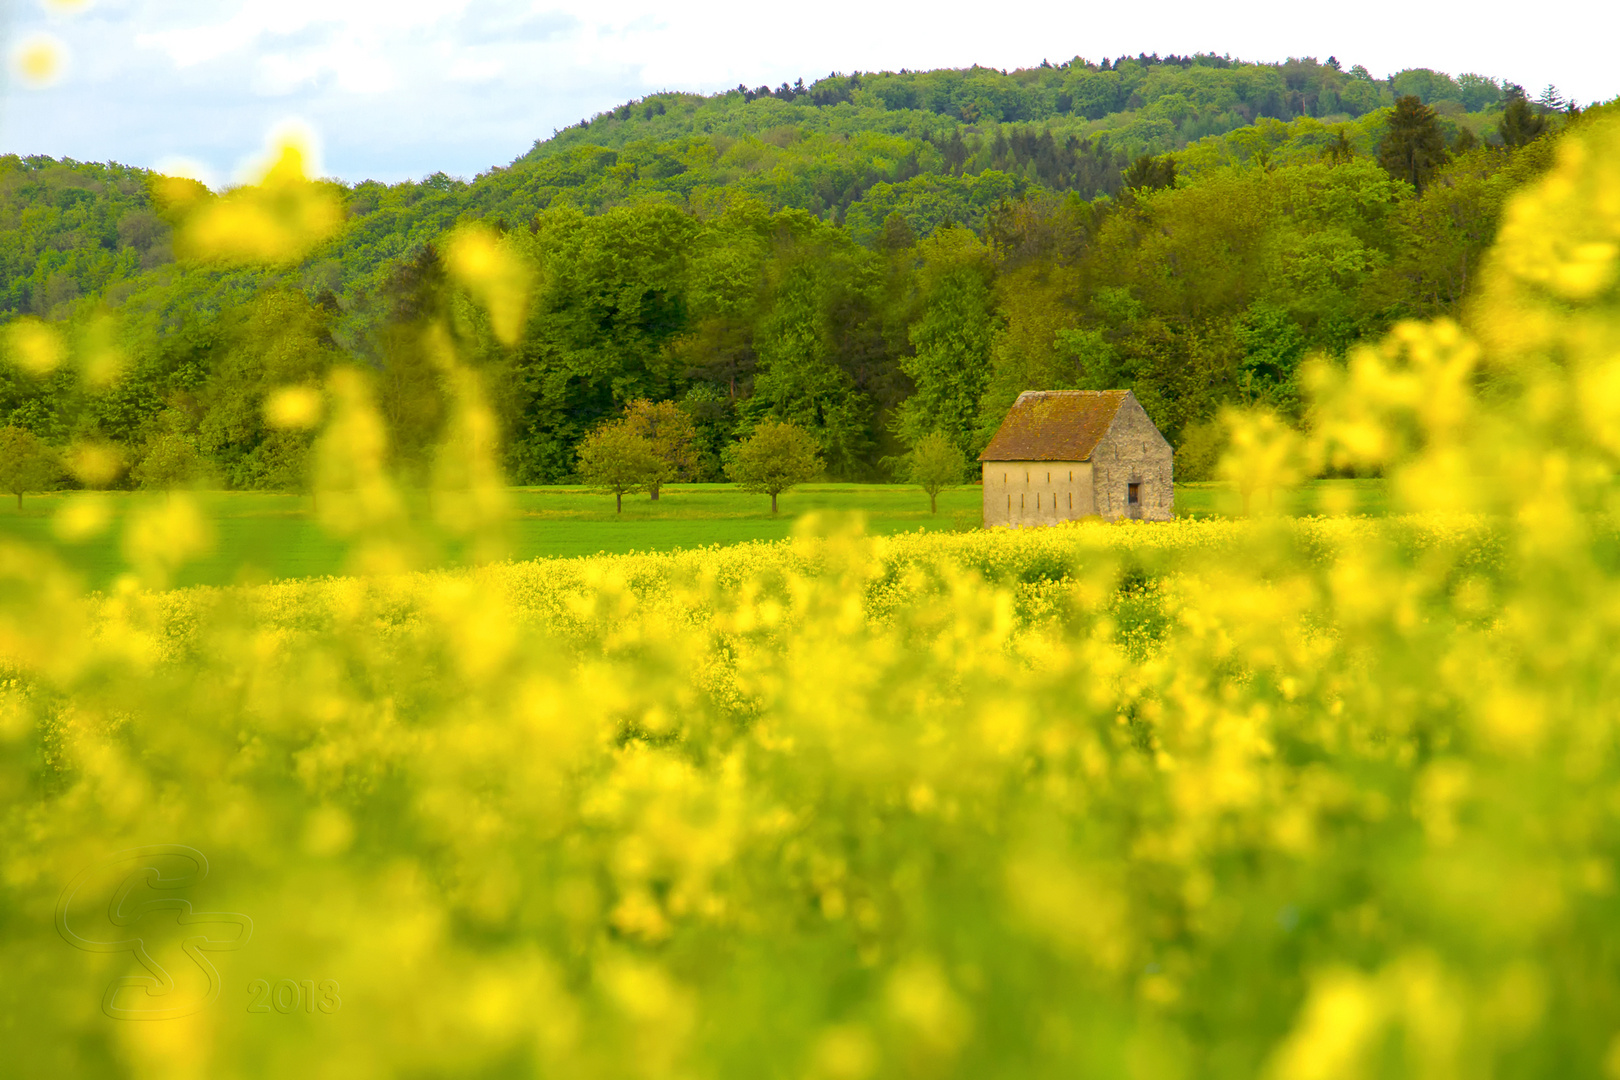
930, 491, 937, 515
770, 491, 778, 515
14, 491, 20, 510
616, 490, 623, 514
650, 483, 660, 501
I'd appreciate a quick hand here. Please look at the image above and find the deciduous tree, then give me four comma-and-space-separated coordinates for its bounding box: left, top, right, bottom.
902, 430, 967, 514
132, 432, 205, 497
576, 422, 660, 513
0, 425, 59, 509
896, 227, 998, 456
724, 418, 821, 514
621, 398, 698, 500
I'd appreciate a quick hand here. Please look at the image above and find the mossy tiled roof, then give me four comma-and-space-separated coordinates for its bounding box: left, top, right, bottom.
978, 390, 1131, 462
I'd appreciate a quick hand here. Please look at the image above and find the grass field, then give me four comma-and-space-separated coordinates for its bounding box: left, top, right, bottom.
0, 479, 1389, 590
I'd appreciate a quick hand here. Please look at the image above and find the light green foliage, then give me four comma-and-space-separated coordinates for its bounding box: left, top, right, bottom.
1456, 73, 1506, 112
621, 398, 700, 500
724, 417, 822, 513
195, 289, 335, 489
131, 431, 205, 492
576, 421, 661, 512
901, 430, 968, 513
0, 157, 169, 320
0, 424, 58, 507
1392, 67, 1463, 105
1171, 415, 1226, 480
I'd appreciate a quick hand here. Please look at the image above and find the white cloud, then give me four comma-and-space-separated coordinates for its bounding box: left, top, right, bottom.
3, 0, 1617, 183
446, 55, 506, 84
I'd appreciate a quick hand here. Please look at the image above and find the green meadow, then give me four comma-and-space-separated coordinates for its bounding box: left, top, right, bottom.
0, 480, 1388, 590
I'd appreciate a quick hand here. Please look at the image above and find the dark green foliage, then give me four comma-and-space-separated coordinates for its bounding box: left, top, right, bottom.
895, 227, 999, 455
1498, 96, 1548, 148
1379, 96, 1451, 194
1121, 153, 1177, 193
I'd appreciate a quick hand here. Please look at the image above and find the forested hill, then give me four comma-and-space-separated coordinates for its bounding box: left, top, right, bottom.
5, 54, 1536, 313
0, 55, 1609, 489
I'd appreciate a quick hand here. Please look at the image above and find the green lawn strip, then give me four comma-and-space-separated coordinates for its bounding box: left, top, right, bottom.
0, 481, 1388, 589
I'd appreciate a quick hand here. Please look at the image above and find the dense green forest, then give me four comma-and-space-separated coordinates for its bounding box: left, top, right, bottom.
0, 54, 1609, 487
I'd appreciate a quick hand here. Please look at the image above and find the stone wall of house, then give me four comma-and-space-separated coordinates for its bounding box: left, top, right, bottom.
982, 460, 1094, 527
1089, 396, 1174, 521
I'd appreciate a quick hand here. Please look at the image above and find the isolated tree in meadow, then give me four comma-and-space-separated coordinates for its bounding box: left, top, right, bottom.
131, 432, 205, 497
903, 430, 967, 514
0, 426, 59, 509
724, 418, 822, 515
621, 398, 698, 500
576, 422, 660, 513
1379, 96, 1450, 195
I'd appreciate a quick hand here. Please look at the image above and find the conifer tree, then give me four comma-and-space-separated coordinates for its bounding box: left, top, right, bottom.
1498, 96, 1547, 148
1378, 96, 1450, 194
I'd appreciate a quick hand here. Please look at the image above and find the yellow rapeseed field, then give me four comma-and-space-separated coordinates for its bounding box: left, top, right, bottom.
3, 116, 1620, 1079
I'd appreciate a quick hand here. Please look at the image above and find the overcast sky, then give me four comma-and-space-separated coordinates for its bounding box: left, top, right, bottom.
3, 0, 1615, 187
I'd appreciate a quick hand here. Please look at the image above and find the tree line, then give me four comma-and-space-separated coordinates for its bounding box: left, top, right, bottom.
0, 59, 1610, 503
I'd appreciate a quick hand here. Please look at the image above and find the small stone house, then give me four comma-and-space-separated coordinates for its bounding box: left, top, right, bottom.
979, 390, 1173, 526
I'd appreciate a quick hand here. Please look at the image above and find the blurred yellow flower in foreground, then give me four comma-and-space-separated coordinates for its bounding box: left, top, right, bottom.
5, 318, 65, 376
446, 225, 533, 346
66, 441, 124, 488
12, 33, 66, 89
171, 128, 342, 264
52, 496, 112, 543
76, 312, 128, 388
264, 385, 324, 430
